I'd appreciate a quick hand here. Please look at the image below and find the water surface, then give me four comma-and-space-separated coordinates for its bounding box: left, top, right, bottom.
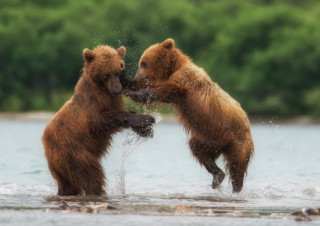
0, 119, 319, 225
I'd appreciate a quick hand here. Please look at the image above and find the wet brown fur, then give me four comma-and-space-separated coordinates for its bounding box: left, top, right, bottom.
42, 45, 154, 196
125, 39, 254, 193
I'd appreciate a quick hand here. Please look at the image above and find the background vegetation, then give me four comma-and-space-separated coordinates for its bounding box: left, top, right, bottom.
1, 0, 320, 118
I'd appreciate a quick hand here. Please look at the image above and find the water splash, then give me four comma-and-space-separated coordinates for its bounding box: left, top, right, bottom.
264, 118, 295, 153
115, 113, 163, 195
152, 112, 163, 124
115, 132, 148, 195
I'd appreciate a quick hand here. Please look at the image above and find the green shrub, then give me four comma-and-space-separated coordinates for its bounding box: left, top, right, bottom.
1, 0, 320, 119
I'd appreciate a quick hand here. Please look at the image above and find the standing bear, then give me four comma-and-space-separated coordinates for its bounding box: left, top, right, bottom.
42, 45, 155, 196
124, 38, 254, 193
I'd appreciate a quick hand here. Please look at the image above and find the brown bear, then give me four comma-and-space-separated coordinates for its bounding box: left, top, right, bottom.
123, 38, 254, 193
42, 45, 155, 196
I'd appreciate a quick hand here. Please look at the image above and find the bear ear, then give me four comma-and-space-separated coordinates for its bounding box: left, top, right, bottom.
117, 46, 126, 58
162, 38, 175, 50
83, 48, 95, 62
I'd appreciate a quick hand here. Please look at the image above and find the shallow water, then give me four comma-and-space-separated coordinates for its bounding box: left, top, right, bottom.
0, 119, 319, 225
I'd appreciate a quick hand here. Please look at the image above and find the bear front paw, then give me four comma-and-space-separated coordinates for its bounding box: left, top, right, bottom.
123, 89, 156, 103
127, 114, 155, 138
129, 114, 155, 128
132, 126, 154, 138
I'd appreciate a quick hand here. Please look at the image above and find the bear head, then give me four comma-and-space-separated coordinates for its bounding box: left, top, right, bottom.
135, 38, 179, 85
83, 45, 126, 95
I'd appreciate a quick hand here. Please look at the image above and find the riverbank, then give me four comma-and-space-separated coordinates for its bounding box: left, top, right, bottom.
0, 112, 319, 125
0, 112, 55, 122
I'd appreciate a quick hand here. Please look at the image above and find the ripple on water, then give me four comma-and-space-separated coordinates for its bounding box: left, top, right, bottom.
0, 183, 55, 197
22, 170, 42, 175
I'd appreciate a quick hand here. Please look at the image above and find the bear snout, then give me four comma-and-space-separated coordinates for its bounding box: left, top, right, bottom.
113, 87, 122, 95
107, 75, 123, 95
135, 70, 149, 82
110, 82, 122, 95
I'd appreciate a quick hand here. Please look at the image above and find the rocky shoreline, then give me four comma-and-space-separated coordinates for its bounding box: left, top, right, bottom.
0, 112, 55, 122
0, 112, 319, 125
12, 196, 320, 222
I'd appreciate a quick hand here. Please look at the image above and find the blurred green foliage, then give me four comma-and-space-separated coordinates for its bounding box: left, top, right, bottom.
0, 0, 320, 117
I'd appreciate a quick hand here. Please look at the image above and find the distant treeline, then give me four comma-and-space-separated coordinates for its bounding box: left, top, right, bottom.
1, 0, 320, 117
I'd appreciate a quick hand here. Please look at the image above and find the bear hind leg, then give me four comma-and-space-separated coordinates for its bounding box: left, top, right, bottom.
206, 162, 225, 189
85, 172, 106, 196
189, 138, 225, 189
224, 141, 253, 193
58, 183, 80, 196
81, 160, 106, 196
53, 171, 81, 196
227, 159, 245, 193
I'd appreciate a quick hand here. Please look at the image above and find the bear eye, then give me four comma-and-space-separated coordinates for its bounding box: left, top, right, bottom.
120, 63, 124, 69
141, 61, 147, 68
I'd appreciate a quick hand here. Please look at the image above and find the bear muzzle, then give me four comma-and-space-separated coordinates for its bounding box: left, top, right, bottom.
135, 69, 149, 82
107, 75, 123, 96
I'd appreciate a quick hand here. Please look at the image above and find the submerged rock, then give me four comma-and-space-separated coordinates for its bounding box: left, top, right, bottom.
13, 206, 21, 211
292, 207, 320, 222
55, 200, 118, 214
175, 205, 198, 215
306, 207, 320, 216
